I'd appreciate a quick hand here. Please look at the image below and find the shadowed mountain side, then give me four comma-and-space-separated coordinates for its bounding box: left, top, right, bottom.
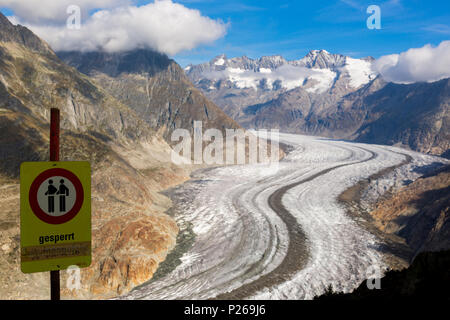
58, 50, 241, 143
356, 78, 450, 156
315, 250, 450, 300
57, 50, 173, 78
241, 77, 449, 157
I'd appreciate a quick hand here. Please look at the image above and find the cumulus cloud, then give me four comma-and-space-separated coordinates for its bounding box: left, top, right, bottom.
374, 40, 450, 84
4, 0, 227, 55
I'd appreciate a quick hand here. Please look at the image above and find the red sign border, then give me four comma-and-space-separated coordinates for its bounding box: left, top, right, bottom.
29, 168, 84, 225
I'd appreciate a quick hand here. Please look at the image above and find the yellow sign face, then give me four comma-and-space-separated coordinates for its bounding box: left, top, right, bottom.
20, 161, 91, 273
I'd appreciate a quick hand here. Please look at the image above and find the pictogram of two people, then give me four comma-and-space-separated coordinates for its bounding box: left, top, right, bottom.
44, 179, 69, 213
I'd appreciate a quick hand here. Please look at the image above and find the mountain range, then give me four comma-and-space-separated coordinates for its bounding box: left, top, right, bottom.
186, 51, 449, 157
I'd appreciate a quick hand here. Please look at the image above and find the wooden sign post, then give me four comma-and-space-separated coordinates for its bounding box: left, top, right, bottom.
49, 108, 60, 301
20, 108, 92, 300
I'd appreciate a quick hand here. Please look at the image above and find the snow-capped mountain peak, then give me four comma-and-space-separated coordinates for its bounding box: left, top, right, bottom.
257, 55, 287, 69
185, 50, 378, 95
295, 50, 347, 69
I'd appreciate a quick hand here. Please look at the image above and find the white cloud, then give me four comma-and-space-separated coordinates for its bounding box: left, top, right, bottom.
374, 41, 450, 84
4, 0, 227, 55
0, 0, 130, 24
423, 24, 450, 35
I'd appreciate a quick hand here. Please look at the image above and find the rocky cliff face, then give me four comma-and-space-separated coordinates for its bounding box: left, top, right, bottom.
0, 13, 194, 299
369, 165, 450, 256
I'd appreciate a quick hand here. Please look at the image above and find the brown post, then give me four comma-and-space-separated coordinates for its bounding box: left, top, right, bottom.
49, 108, 60, 301
50, 108, 60, 162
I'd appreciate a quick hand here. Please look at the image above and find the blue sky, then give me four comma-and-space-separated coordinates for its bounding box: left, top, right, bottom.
1, 0, 449, 66
171, 0, 450, 66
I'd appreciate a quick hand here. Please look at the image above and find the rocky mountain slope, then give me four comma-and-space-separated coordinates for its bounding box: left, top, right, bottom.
355, 78, 449, 156
369, 164, 450, 256
0, 13, 205, 299
57, 50, 241, 143
186, 51, 449, 157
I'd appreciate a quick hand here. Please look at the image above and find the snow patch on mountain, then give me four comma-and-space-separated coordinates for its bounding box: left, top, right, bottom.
259, 68, 272, 74
202, 64, 337, 93
342, 57, 377, 88
214, 58, 225, 66
305, 68, 337, 93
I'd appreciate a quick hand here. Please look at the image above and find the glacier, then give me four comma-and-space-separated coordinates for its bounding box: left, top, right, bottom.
121, 133, 448, 300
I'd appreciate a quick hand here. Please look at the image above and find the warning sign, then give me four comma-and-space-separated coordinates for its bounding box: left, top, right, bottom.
20, 162, 91, 274
29, 168, 84, 224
